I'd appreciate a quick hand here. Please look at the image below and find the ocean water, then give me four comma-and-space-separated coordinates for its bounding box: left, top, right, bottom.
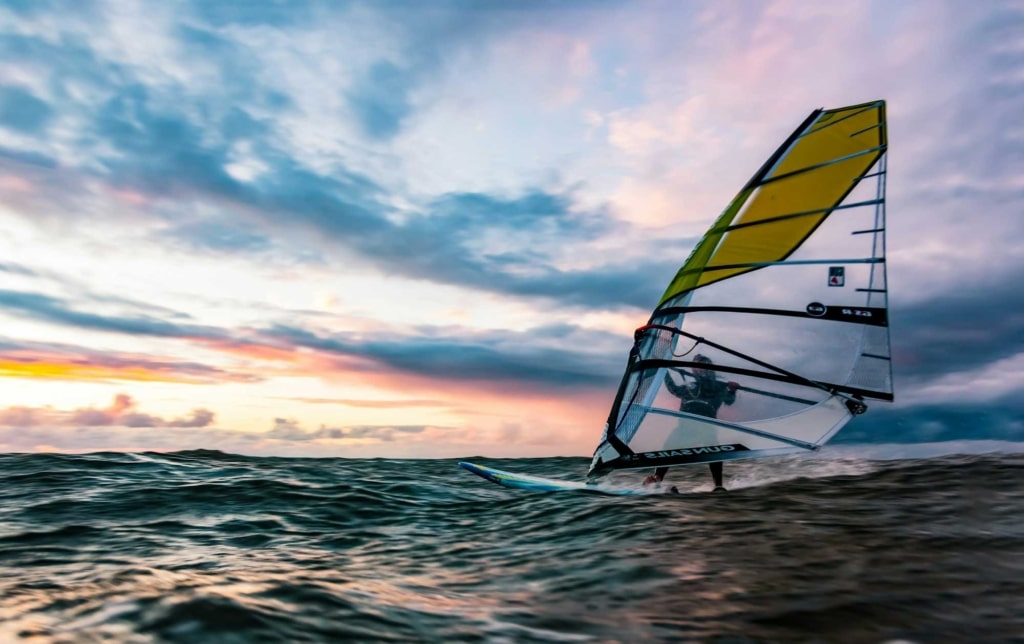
1, 444, 1022, 643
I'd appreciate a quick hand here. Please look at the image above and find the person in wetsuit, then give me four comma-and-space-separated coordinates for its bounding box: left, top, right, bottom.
643, 354, 739, 491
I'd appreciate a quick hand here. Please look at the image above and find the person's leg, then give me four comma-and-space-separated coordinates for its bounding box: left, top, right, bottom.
709, 461, 724, 489
644, 466, 669, 485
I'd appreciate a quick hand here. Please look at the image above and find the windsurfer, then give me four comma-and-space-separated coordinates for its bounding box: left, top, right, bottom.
643, 354, 739, 491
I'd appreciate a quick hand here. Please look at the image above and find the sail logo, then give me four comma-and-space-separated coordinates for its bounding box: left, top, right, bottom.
806, 302, 827, 317
633, 444, 749, 461
828, 266, 845, 287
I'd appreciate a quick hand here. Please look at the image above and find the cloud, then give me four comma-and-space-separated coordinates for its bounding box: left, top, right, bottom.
0, 85, 53, 134
261, 322, 623, 388
169, 409, 216, 428
8, 254, 1016, 401
833, 396, 1024, 445
892, 278, 1024, 385
347, 60, 416, 140
0, 4, 690, 312
266, 417, 430, 443
0, 283, 633, 390
0, 263, 219, 327
0, 0, 1021, 457
265, 417, 327, 441
0, 394, 216, 429
0, 283, 628, 388
0, 289, 225, 339
898, 353, 1024, 408
161, 217, 272, 254
0, 369, 583, 455
281, 397, 452, 409
88, 90, 649, 308
0, 261, 40, 277
0, 145, 57, 169
0, 406, 43, 427
189, 0, 315, 29
351, 189, 678, 308
0, 417, 477, 457
0, 277, 630, 390
0, 337, 259, 384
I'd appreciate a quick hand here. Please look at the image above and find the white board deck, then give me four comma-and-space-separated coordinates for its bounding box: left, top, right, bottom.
458, 461, 662, 496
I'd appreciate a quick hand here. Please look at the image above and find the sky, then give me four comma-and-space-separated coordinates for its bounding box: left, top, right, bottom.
0, 0, 1022, 458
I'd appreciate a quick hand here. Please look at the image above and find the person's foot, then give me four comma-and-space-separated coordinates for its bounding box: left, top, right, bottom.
668, 486, 679, 494
643, 475, 660, 486
713, 486, 727, 492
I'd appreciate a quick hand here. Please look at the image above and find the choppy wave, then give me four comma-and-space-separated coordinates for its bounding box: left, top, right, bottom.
1, 443, 1022, 642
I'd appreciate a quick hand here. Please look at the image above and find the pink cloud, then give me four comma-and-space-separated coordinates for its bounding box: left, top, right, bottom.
0, 394, 216, 430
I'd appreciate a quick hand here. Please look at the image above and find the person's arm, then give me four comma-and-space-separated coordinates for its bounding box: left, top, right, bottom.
722, 380, 738, 406
664, 372, 688, 398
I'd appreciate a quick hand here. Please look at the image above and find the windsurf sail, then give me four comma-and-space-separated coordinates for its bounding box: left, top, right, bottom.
589, 100, 893, 477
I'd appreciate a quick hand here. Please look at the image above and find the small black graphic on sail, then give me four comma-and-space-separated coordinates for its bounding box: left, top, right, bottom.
828, 266, 845, 287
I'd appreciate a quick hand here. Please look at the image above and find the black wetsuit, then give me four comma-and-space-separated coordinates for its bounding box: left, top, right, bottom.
664, 373, 736, 417
656, 372, 736, 488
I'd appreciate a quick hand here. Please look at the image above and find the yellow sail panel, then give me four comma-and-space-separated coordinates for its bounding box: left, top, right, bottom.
657, 101, 885, 305
704, 153, 881, 278
656, 186, 755, 305
767, 103, 884, 182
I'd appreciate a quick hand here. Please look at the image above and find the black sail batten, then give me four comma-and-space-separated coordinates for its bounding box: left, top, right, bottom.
630, 359, 893, 402
588, 101, 893, 478
633, 323, 885, 403
653, 304, 888, 328
709, 199, 883, 234
755, 145, 886, 188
